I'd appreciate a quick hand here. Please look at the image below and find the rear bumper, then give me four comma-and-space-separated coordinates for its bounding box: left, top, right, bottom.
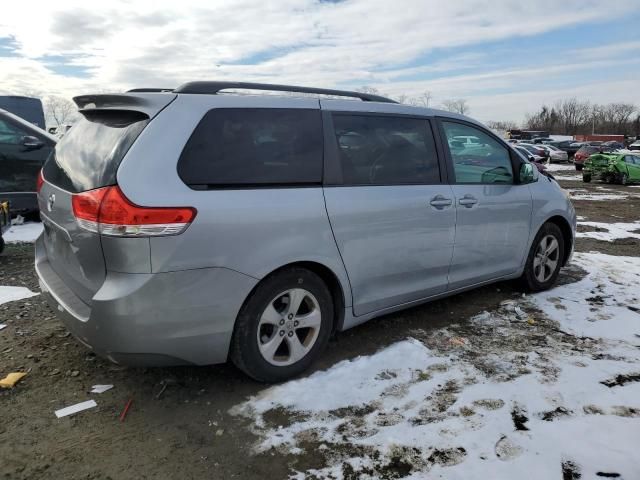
35, 235, 258, 366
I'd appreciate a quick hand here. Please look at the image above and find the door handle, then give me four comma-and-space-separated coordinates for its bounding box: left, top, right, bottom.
458, 195, 478, 207
429, 195, 453, 209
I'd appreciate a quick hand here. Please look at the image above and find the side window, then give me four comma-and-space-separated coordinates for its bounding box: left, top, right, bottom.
331, 114, 440, 185
178, 108, 323, 187
625, 156, 636, 165
0, 118, 27, 145
442, 121, 514, 184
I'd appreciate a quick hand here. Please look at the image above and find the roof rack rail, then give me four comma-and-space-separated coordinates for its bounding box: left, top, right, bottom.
126, 88, 175, 93
172, 81, 397, 103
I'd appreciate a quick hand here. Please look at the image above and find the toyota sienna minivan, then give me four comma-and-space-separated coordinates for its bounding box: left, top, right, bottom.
36, 82, 576, 382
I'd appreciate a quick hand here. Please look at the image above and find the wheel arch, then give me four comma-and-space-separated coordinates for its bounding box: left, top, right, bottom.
545, 215, 573, 266
240, 261, 347, 335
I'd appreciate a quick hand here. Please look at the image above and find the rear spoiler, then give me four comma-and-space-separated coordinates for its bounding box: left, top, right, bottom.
73, 93, 177, 119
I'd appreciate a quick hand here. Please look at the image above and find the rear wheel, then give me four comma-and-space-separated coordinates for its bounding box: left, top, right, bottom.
521, 223, 564, 292
582, 174, 591, 183
620, 173, 629, 185
230, 267, 333, 382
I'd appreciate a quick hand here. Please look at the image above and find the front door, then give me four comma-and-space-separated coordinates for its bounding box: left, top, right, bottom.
322, 110, 456, 316
439, 120, 532, 290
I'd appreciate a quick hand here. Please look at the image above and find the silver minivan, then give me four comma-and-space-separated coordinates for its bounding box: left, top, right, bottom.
36, 82, 576, 382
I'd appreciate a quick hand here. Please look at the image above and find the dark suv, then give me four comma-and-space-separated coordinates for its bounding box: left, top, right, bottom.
0, 109, 56, 216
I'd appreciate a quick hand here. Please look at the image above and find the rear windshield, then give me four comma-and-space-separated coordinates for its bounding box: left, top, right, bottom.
43, 110, 148, 193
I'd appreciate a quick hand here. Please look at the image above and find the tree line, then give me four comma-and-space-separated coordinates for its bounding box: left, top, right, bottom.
523, 98, 639, 136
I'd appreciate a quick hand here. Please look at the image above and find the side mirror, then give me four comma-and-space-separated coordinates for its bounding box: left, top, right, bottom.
21, 135, 43, 151
519, 162, 536, 184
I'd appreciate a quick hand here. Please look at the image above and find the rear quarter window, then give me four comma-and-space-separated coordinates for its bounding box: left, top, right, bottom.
43, 110, 148, 193
177, 108, 323, 188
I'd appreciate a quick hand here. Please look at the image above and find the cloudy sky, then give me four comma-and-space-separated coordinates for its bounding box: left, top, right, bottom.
1, 0, 639, 122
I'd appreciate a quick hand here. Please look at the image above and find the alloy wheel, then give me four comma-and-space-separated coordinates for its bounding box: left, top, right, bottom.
533, 235, 560, 283
257, 288, 322, 366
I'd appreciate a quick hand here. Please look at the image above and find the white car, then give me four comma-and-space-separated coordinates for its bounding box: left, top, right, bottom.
629, 141, 640, 151
537, 145, 569, 163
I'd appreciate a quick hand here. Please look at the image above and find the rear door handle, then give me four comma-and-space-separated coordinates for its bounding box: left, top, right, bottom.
429, 195, 453, 209
458, 195, 478, 207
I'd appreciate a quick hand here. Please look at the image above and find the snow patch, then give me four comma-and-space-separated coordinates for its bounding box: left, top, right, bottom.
577, 221, 640, 242
233, 253, 640, 479
3, 222, 43, 243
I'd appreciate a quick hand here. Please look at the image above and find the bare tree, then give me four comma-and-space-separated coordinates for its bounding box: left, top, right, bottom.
394, 93, 409, 104
44, 96, 78, 127
356, 86, 384, 96
486, 120, 519, 132
441, 99, 469, 115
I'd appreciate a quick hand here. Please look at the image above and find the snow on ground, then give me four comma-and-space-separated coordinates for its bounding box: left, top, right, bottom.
544, 163, 574, 173
233, 252, 640, 479
3, 222, 43, 243
565, 189, 630, 201
0, 286, 39, 305
554, 173, 583, 182
577, 220, 640, 242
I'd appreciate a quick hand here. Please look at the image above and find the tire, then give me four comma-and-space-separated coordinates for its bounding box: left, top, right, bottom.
230, 267, 333, 382
521, 223, 565, 292
620, 173, 628, 185
575, 164, 583, 171
582, 174, 591, 183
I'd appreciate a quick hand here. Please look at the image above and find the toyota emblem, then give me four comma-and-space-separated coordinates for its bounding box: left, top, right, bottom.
47, 193, 56, 212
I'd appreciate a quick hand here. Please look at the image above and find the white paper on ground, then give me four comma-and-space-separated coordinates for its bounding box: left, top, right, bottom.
0, 286, 39, 306
55, 400, 97, 418
90, 384, 113, 394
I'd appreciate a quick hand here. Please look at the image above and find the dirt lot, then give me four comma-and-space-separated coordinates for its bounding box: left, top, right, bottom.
1, 167, 639, 480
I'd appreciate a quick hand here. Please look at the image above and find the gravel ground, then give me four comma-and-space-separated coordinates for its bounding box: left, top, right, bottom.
1, 170, 639, 480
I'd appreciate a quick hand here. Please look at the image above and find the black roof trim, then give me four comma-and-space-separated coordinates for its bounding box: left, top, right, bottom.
172, 81, 397, 103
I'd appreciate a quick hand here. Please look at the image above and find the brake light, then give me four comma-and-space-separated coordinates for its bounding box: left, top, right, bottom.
72, 186, 196, 237
37, 170, 44, 193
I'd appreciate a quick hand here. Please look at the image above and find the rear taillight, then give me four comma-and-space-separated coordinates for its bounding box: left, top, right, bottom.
72, 186, 196, 237
36, 170, 44, 193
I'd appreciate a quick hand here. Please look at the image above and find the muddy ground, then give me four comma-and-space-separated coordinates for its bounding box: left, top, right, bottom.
1, 169, 639, 480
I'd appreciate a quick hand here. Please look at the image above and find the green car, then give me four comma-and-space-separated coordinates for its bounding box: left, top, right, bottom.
583, 153, 640, 185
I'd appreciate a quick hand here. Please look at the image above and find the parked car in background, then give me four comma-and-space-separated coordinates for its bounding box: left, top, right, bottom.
583, 153, 640, 185
537, 145, 569, 163
0, 108, 57, 216
550, 140, 580, 157
0, 96, 46, 130
573, 145, 612, 170
629, 140, 640, 151
601, 140, 625, 150
531, 137, 554, 144
515, 145, 545, 163
519, 143, 549, 160
35, 81, 575, 382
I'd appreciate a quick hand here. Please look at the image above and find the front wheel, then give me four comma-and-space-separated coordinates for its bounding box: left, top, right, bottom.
620, 173, 629, 185
582, 174, 591, 183
521, 223, 565, 292
230, 267, 333, 382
